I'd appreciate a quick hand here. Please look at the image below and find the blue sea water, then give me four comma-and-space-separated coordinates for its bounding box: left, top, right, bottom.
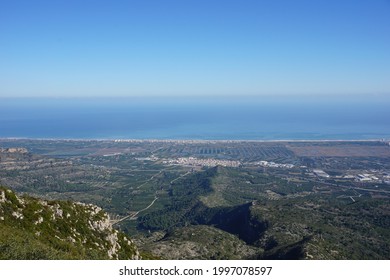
0, 97, 389, 140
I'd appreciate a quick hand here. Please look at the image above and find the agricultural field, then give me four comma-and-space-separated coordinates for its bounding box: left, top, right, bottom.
0, 139, 389, 259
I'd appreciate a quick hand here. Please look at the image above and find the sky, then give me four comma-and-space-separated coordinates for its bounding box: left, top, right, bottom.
0, 0, 389, 98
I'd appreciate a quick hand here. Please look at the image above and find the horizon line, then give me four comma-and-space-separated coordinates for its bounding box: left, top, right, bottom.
1, 92, 389, 99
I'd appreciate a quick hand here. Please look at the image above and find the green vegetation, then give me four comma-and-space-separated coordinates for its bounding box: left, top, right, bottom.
0, 186, 139, 260
136, 166, 390, 259
140, 225, 262, 260
139, 168, 215, 230
1, 139, 389, 259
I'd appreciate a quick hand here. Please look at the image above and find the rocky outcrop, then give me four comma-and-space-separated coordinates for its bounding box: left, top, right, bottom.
0, 186, 140, 260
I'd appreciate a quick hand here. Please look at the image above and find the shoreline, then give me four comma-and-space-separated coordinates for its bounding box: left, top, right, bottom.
0, 137, 388, 143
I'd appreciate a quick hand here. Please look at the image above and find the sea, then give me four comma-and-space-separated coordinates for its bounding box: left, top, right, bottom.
1, 96, 389, 140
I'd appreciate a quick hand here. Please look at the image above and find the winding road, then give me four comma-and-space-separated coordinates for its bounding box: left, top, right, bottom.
111, 170, 192, 225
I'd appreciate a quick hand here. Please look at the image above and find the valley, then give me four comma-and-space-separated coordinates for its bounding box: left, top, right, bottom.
1, 139, 389, 259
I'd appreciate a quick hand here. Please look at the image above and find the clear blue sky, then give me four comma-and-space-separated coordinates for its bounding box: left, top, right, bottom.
1, 0, 389, 98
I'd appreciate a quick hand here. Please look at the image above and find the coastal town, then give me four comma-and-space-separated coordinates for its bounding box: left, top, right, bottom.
163, 157, 241, 167
1, 138, 389, 261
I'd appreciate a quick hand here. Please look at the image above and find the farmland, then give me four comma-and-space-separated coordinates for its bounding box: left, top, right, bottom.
1, 139, 389, 259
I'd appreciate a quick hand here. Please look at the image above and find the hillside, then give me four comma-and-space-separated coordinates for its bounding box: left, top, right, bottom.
138, 225, 262, 260
0, 186, 140, 260
136, 166, 390, 259
1, 141, 389, 260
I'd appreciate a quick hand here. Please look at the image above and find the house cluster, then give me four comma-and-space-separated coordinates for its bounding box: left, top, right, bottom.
355, 173, 380, 182
313, 169, 330, 178
255, 160, 294, 169
163, 157, 241, 167
0, 148, 28, 154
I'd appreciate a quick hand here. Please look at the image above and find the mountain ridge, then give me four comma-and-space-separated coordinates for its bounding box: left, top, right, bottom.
0, 186, 140, 260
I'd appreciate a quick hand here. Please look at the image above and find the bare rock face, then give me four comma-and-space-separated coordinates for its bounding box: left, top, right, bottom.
49, 204, 63, 220
0, 190, 6, 203
106, 232, 120, 259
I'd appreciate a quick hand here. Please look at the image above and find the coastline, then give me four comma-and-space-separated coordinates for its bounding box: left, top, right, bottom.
0, 137, 388, 143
